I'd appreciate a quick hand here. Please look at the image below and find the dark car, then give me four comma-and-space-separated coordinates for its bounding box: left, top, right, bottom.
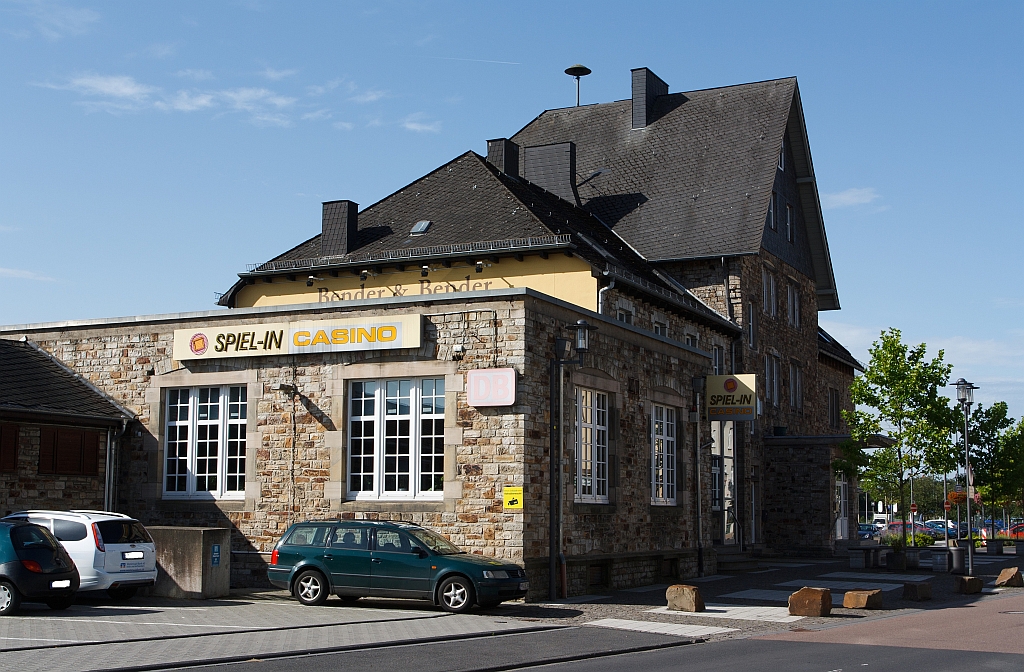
0, 520, 80, 615
857, 524, 876, 540
268, 520, 528, 613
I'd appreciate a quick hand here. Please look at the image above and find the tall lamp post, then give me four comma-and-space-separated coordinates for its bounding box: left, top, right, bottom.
955, 377, 978, 576
549, 319, 598, 600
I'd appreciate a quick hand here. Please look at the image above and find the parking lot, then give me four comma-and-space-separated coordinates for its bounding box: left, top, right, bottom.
1, 547, 1022, 671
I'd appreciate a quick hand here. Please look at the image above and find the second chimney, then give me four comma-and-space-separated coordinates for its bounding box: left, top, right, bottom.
321, 200, 358, 257
522, 142, 580, 205
631, 67, 669, 129
486, 138, 520, 178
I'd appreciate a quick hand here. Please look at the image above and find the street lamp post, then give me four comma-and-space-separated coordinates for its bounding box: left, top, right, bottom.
955, 377, 978, 576
548, 320, 597, 600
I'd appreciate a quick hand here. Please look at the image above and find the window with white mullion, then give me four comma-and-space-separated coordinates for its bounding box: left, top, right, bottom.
383, 379, 413, 493
194, 387, 221, 493
651, 404, 677, 505
165, 389, 190, 493
163, 386, 247, 499
419, 379, 445, 493
575, 387, 609, 503
226, 386, 247, 492
348, 381, 377, 493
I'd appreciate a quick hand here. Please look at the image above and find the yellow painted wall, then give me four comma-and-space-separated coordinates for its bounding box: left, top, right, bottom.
234, 255, 598, 311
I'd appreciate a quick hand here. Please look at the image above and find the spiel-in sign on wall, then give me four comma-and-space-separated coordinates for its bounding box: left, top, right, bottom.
706, 374, 757, 421
172, 315, 422, 360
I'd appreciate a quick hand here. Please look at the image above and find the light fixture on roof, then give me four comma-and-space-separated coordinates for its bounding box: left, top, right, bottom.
306, 275, 323, 287
564, 64, 591, 107
359, 269, 372, 281
411, 220, 432, 236
421, 265, 430, 277
475, 261, 484, 273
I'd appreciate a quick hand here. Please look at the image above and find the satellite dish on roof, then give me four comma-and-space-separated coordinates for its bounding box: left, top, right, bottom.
564, 64, 591, 107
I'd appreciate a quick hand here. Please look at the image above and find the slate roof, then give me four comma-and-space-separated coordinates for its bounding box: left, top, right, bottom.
510, 77, 839, 310
818, 327, 864, 372
0, 339, 134, 424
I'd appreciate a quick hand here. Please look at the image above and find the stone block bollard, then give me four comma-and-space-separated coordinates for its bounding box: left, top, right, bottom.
954, 576, 983, 594
788, 587, 832, 616
666, 584, 705, 612
842, 589, 883, 609
902, 582, 932, 601
995, 567, 1024, 587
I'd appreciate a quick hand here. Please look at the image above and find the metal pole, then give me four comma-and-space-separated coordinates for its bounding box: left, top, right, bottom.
548, 359, 558, 600
575, 76, 580, 107
558, 362, 567, 599
694, 393, 704, 577
964, 400, 974, 575
943, 473, 949, 548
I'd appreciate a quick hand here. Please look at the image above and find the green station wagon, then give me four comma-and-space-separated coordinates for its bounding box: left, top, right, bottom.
268, 520, 528, 613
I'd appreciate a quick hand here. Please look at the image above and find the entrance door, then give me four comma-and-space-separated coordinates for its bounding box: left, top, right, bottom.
323, 525, 372, 594
369, 528, 431, 598
711, 421, 737, 544
835, 473, 849, 540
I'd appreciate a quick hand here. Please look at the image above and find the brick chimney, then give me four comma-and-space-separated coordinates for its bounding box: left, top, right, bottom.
321, 200, 358, 257
631, 67, 669, 129
522, 142, 580, 205
486, 138, 520, 178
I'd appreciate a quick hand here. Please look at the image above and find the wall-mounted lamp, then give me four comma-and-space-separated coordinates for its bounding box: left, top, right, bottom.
306, 275, 325, 287
475, 261, 484, 274
421, 265, 430, 277
570, 319, 598, 357
359, 270, 369, 281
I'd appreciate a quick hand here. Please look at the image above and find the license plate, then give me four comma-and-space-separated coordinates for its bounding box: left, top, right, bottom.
519, 581, 529, 591
51, 580, 71, 589
123, 551, 144, 560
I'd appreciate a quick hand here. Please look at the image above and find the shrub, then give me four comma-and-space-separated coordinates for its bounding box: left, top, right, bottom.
912, 533, 935, 547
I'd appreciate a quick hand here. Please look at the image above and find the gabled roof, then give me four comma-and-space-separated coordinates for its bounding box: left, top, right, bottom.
818, 327, 863, 372
510, 77, 839, 310
0, 339, 134, 425
223, 152, 738, 332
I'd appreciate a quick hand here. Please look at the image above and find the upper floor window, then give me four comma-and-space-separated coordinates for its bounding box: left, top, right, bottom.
778, 140, 785, 171
787, 283, 801, 328
348, 378, 445, 500
786, 204, 794, 242
575, 387, 609, 503
165, 386, 247, 499
653, 320, 668, 337
616, 309, 633, 325
651, 404, 677, 506
712, 345, 724, 375
684, 333, 698, 348
768, 192, 778, 230
828, 388, 842, 429
789, 363, 803, 410
746, 302, 757, 349
764, 354, 780, 407
762, 269, 777, 317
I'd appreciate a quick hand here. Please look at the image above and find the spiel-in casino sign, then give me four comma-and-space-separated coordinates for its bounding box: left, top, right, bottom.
706, 374, 757, 421
172, 315, 422, 360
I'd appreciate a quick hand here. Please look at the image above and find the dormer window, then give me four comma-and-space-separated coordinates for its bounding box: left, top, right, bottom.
778, 140, 785, 171
410, 220, 432, 236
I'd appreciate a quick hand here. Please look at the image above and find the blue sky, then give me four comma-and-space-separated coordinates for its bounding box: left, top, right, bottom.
2, 1, 1022, 413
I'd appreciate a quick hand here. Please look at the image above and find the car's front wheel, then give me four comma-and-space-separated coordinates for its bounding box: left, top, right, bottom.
0, 581, 21, 616
294, 570, 329, 606
438, 576, 475, 613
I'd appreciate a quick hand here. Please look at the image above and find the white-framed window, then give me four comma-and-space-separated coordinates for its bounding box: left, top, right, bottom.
764, 354, 780, 407
762, 269, 776, 317
616, 309, 633, 325
684, 333, 698, 348
768, 191, 777, 230
828, 388, 841, 429
575, 387, 609, 503
786, 204, 794, 242
651, 404, 677, 505
653, 320, 668, 337
789, 363, 803, 410
746, 302, 756, 349
164, 386, 247, 499
348, 377, 445, 500
787, 283, 801, 328
712, 345, 724, 375
778, 140, 785, 171
710, 455, 722, 511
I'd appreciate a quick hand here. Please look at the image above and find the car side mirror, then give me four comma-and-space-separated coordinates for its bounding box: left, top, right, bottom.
412, 547, 428, 558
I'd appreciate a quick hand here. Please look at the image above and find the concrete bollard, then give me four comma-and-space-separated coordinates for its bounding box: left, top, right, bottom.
954, 576, 983, 594
788, 587, 832, 616
995, 567, 1024, 587
666, 584, 705, 612
902, 582, 932, 601
842, 589, 883, 609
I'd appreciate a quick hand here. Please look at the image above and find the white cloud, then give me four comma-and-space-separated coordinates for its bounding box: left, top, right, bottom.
821, 187, 880, 210
146, 42, 176, 59
175, 69, 214, 81
155, 90, 215, 112
0, 267, 55, 281
350, 89, 386, 104
7, 0, 99, 40
308, 78, 345, 96
251, 113, 291, 128
332, 121, 354, 130
65, 74, 155, 100
261, 67, 298, 81
401, 113, 441, 133
221, 87, 296, 111
301, 109, 331, 121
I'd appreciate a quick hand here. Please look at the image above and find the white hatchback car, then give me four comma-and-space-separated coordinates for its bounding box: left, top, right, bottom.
2, 511, 157, 599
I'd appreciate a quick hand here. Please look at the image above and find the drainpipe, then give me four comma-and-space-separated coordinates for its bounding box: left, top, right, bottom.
597, 278, 615, 316
104, 419, 128, 511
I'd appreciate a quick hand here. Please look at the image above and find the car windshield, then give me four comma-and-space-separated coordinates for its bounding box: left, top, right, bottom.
406, 528, 463, 555
96, 520, 153, 544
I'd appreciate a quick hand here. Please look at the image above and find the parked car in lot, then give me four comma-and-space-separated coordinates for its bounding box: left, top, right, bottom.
857, 523, 876, 540
0, 520, 80, 615
1006, 523, 1024, 539
885, 521, 937, 539
269, 520, 528, 613
2, 511, 156, 600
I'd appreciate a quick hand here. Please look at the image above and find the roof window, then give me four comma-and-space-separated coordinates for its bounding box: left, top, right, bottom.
410, 220, 432, 236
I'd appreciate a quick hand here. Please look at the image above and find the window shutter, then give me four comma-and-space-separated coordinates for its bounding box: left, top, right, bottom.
39, 426, 57, 474
55, 429, 84, 474
0, 424, 18, 472
83, 430, 100, 476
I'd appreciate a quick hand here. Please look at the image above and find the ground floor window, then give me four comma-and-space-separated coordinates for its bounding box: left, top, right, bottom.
651, 404, 676, 505
575, 387, 609, 503
348, 377, 445, 500
164, 386, 247, 499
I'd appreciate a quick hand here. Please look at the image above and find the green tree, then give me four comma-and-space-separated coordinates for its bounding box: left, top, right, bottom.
969, 403, 1015, 538
843, 329, 952, 549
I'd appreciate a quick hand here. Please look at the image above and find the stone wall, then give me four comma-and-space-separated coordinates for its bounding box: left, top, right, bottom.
0, 424, 106, 515
762, 439, 834, 554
